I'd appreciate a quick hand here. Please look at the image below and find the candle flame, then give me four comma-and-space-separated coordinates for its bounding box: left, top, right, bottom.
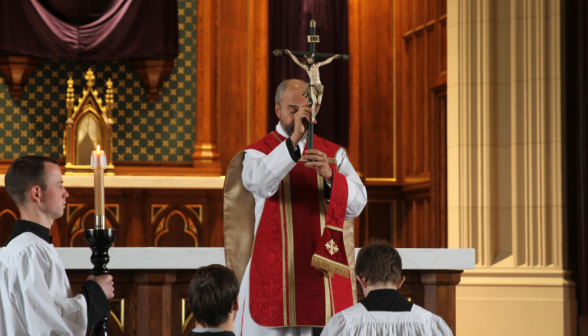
97, 145, 101, 151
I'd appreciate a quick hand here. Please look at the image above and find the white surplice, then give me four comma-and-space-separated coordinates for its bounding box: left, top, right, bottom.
233, 124, 367, 336
0, 232, 88, 336
321, 303, 454, 336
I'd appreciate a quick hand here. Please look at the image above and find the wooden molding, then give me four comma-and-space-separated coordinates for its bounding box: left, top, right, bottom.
247, 0, 269, 144
348, 0, 361, 171
192, 0, 221, 175
130, 57, 175, 104
0, 56, 41, 101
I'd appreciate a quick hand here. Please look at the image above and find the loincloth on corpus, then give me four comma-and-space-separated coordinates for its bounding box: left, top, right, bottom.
302, 83, 324, 99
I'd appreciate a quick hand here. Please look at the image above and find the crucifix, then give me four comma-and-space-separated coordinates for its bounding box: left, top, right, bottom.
273, 19, 350, 150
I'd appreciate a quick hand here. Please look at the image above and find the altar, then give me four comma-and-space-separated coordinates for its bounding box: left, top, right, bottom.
57, 247, 474, 336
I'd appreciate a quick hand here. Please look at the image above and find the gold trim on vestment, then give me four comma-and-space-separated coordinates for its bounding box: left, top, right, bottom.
311, 254, 350, 278
324, 276, 332, 323
283, 174, 297, 325
317, 173, 331, 323
343, 219, 358, 304
271, 131, 283, 143
329, 278, 335, 320
317, 175, 326, 235
279, 182, 287, 326
325, 225, 343, 232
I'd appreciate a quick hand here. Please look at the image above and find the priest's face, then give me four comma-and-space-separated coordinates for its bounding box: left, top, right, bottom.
40, 162, 69, 219
275, 80, 308, 136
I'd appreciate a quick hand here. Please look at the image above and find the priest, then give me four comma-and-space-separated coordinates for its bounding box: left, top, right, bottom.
0, 156, 114, 335
224, 79, 367, 336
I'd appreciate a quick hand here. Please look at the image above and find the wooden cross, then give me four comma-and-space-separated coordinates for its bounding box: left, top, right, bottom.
273, 19, 350, 150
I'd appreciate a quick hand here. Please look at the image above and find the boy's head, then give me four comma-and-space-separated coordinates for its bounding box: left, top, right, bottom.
355, 241, 404, 290
5, 156, 68, 220
188, 264, 239, 329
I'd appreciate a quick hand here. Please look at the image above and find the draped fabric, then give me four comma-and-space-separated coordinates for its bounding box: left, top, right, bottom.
0, 0, 178, 60
269, 0, 349, 147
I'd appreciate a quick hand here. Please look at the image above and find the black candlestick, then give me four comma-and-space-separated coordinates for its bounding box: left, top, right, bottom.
85, 228, 116, 336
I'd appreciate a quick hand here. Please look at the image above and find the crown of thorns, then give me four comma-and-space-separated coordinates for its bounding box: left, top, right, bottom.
303, 53, 315, 59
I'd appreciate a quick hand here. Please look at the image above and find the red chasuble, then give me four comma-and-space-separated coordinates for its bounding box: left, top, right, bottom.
247, 132, 355, 327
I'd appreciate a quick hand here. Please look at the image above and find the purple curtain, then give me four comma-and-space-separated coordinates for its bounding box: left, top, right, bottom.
269, 0, 349, 147
0, 0, 178, 60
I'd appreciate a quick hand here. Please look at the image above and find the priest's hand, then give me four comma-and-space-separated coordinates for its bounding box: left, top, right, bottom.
303, 149, 333, 185
290, 102, 315, 148
88, 274, 115, 299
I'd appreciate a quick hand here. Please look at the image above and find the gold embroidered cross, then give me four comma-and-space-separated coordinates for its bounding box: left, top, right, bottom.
325, 239, 339, 255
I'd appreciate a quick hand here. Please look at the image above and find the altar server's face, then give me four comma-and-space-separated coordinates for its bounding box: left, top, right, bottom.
276, 81, 308, 136
40, 162, 69, 219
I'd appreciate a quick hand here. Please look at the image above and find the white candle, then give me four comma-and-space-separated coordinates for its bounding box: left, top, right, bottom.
91, 145, 106, 229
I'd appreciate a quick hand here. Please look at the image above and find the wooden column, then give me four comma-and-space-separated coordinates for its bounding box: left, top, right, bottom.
193, 0, 268, 175
133, 272, 178, 336
420, 271, 461, 335
192, 0, 221, 175
247, 0, 269, 145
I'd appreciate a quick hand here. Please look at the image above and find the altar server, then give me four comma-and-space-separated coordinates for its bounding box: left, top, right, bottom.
321, 242, 453, 336
0, 156, 114, 336
188, 264, 239, 336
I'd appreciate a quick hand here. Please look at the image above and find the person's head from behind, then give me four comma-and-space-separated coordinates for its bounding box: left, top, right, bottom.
189, 264, 239, 331
4, 156, 68, 227
355, 241, 405, 296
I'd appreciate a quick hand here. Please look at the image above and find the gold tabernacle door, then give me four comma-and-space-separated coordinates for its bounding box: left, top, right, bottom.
63, 68, 114, 175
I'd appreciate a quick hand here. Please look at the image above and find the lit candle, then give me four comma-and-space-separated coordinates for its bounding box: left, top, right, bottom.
91, 145, 106, 230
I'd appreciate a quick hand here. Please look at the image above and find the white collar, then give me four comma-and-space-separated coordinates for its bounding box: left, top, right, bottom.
190, 327, 228, 333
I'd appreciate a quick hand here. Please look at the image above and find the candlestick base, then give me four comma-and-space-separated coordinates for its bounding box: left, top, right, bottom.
85, 229, 116, 336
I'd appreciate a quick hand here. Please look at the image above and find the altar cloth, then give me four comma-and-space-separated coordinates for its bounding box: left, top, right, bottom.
46, 247, 475, 270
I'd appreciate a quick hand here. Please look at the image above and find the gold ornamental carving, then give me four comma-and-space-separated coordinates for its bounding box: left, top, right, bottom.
63, 68, 115, 175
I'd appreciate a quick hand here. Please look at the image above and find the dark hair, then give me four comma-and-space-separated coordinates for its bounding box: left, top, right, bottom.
188, 264, 239, 327
5, 156, 58, 208
355, 241, 402, 285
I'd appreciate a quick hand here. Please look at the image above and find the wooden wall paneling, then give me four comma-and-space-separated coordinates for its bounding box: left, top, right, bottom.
206, 189, 225, 247
200, 0, 269, 175
358, 0, 397, 182
0, 188, 224, 248
360, 186, 401, 246
144, 189, 209, 247
247, 0, 269, 145
125, 189, 147, 247
192, 0, 221, 175
348, 0, 361, 171
393, 0, 447, 248
216, 0, 248, 175
430, 91, 447, 248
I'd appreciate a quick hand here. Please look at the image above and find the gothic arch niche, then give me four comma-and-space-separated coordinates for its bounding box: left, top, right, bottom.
64, 68, 114, 174
151, 205, 202, 247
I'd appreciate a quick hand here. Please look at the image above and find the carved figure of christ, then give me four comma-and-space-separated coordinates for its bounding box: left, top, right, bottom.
285, 49, 340, 122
